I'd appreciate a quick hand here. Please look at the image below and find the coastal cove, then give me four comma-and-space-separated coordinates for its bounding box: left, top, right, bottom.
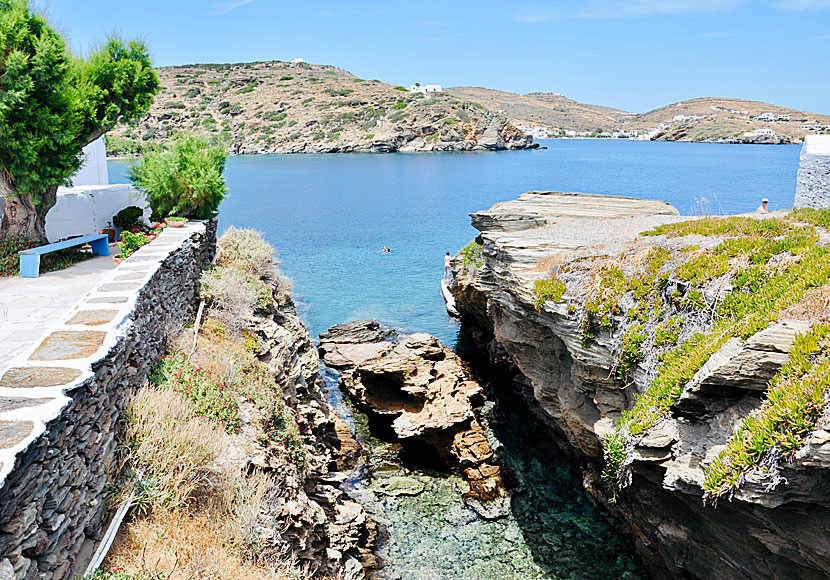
109, 139, 801, 346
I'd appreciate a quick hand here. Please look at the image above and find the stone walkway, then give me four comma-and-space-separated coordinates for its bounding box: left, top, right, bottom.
0, 254, 115, 371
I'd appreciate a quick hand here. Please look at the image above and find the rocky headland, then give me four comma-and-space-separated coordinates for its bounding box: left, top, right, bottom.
449, 191, 830, 579
106, 61, 535, 155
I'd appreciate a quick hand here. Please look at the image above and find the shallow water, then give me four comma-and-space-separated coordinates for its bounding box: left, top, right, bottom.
109, 139, 800, 346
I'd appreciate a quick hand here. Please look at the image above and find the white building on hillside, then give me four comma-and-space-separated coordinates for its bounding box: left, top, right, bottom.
408, 84, 443, 94
756, 112, 776, 122
778, 114, 791, 121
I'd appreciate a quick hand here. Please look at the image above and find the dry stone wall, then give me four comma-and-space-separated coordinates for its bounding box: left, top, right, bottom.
0, 221, 215, 580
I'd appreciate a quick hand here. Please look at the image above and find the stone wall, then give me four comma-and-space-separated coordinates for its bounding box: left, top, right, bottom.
0, 221, 216, 580
795, 135, 830, 209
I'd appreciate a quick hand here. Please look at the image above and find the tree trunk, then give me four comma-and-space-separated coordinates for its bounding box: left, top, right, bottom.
0, 179, 57, 240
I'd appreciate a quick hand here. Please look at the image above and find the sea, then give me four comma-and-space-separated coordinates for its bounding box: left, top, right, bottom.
109, 139, 801, 346
110, 139, 801, 579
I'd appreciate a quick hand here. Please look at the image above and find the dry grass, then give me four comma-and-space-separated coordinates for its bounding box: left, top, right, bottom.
105, 507, 315, 580
530, 253, 567, 274
780, 285, 830, 323
199, 267, 256, 335
126, 389, 223, 511
109, 387, 318, 580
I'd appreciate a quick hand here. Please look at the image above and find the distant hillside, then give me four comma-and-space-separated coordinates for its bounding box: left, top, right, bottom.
106, 61, 533, 155
446, 87, 625, 132
446, 89, 830, 143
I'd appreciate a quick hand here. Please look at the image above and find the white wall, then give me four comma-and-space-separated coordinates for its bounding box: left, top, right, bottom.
70, 136, 109, 187
45, 185, 151, 241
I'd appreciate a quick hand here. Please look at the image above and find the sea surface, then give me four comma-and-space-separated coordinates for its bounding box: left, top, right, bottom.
110, 140, 800, 579
109, 139, 801, 346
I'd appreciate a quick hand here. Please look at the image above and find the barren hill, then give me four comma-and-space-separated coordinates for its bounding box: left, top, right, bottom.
446, 87, 625, 132
446, 88, 829, 143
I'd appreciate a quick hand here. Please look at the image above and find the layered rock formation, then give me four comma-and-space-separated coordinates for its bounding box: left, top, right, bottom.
450, 191, 830, 580
223, 292, 378, 577
318, 321, 504, 504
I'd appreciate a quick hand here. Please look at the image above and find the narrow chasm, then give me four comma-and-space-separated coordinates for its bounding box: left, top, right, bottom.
319, 322, 646, 580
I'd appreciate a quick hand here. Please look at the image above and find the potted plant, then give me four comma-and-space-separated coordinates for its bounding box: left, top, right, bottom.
113, 230, 151, 265
99, 221, 115, 243
113, 206, 146, 233
165, 216, 188, 228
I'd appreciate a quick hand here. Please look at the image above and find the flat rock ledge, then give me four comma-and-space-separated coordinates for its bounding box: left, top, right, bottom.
319, 321, 504, 504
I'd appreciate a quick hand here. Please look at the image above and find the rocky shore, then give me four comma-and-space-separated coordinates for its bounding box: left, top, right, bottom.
449, 191, 830, 580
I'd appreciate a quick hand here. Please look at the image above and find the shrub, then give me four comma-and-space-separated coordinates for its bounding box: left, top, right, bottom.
392, 102, 408, 110
163, 101, 186, 109
112, 206, 145, 229
218, 226, 276, 278
459, 240, 482, 269
618, 325, 647, 380
116, 231, 151, 259
129, 132, 227, 221
393, 86, 408, 91
150, 352, 241, 434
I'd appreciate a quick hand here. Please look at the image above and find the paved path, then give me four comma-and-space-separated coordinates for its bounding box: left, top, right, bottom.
0, 255, 115, 370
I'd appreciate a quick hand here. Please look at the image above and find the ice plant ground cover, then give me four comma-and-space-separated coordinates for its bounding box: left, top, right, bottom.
527, 209, 830, 499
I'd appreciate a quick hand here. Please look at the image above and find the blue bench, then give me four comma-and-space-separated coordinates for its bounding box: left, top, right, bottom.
19, 234, 110, 278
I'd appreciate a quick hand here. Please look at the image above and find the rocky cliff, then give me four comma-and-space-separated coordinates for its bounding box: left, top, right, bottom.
106, 61, 535, 155
449, 191, 830, 580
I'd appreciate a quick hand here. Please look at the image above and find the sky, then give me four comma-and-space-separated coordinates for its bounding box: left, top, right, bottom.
39, 0, 830, 114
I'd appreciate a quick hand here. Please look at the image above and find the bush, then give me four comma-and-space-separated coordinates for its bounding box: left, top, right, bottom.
150, 352, 241, 434
163, 101, 186, 109
112, 206, 144, 229
129, 132, 227, 221
116, 231, 151, 259
459, 240, 482, 269
217, 226, 275, 278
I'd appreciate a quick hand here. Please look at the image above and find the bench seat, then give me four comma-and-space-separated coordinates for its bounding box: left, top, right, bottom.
19, 234, 110, 278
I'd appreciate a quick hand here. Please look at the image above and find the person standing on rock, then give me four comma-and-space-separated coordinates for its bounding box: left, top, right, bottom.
757, 198, 769, 213
444, 252, 452, 280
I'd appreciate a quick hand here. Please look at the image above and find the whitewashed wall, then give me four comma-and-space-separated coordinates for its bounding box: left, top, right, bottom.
45, 185, 151, 241
70, 136, 109, 187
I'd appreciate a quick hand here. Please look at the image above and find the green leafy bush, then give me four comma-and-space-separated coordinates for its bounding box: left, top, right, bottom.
150, 352, 241, 434
112, 205, 145, 229
86, 566, 165, 580
163, 101, 186, 109
459, 240, 483, 269
129, 132, 227, 221
116, 231, 151, 259
618, 325, 647, 380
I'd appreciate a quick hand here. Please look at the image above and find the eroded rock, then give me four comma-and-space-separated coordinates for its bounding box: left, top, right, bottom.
319, 322, 504, 503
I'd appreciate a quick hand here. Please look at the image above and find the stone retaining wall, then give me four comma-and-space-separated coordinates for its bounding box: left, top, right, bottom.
795, 135, 830, 209
0, 221, 216, 580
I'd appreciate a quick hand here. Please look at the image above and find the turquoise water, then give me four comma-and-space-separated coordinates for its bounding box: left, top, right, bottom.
109, 141, 800, 579
108, 139, 800, 346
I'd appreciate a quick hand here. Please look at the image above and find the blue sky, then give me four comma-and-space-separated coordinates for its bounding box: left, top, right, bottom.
41, 0, 830, 114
